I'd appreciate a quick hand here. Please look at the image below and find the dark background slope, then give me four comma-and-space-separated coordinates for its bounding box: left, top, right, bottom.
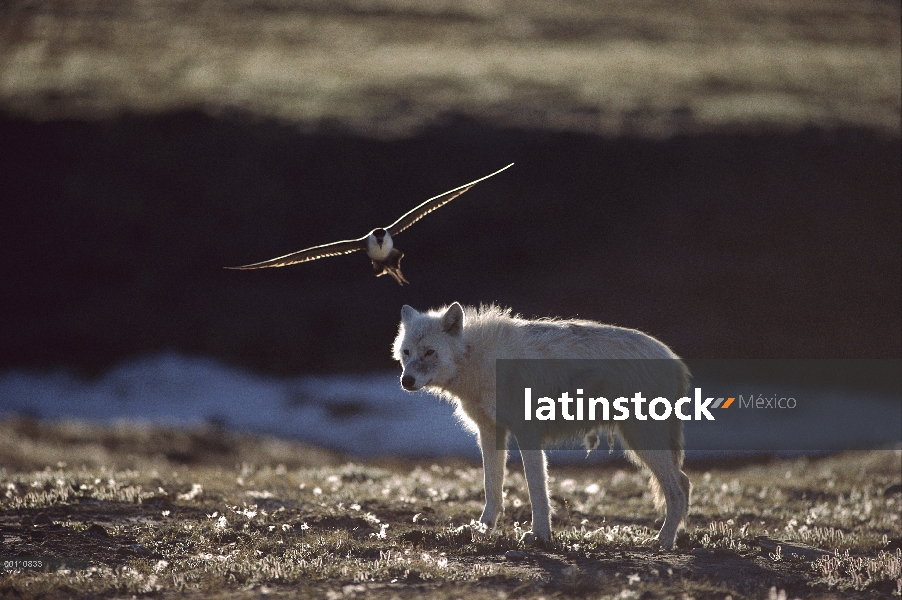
1, 114, 898, 375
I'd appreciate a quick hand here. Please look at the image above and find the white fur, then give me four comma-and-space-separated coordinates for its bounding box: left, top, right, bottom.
393, 303, 691, 548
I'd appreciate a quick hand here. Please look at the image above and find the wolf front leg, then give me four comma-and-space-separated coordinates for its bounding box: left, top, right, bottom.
476, 424, 508, 531
519, 449, 552, 543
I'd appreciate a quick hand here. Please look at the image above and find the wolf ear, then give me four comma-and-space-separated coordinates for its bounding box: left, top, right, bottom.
441, 302, 464, 336
401, 305, 417, 322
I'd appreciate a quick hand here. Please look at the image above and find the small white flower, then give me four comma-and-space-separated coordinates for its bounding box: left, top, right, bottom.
178, 483, 203, 501
370, 523, 389, 539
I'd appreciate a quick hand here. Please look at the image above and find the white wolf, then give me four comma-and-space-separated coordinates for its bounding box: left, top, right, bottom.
393, 303, 691, 548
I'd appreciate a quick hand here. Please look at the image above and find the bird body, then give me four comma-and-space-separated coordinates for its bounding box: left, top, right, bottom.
227, 163, 513, 284
365, 228, 394, 261
365, 228, 407, 284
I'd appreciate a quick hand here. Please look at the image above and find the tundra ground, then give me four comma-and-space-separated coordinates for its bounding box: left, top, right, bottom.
1, 418, 899, 599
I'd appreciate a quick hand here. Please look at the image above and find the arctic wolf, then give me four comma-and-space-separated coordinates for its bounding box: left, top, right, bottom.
393, 303, 691, 548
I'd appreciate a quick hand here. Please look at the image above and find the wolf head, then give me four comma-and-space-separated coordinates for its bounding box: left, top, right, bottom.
393, 302, 467, 391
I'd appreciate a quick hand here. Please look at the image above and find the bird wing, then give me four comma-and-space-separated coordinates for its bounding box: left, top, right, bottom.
387, 163, 513, 236
226, 237, 367, 269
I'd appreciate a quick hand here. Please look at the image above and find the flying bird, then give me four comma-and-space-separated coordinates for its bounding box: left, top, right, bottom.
226, 163, 513, 284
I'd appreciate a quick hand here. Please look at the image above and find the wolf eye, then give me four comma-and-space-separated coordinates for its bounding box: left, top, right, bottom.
424, 349, 435, 356
403, 349, 410, 357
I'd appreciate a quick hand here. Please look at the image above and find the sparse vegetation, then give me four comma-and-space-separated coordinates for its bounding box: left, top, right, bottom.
1, 418, 899, 598
1, 0, 899, 137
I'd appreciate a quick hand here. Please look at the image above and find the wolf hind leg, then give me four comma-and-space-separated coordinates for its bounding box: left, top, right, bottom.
625, 446, 688, 549
619, 419, 689, 549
